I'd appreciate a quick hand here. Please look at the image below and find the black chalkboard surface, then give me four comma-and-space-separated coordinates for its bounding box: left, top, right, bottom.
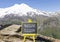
22, 23, 37, 34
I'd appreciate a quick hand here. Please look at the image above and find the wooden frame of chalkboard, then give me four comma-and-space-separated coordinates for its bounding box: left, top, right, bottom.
22, 22, 37, 34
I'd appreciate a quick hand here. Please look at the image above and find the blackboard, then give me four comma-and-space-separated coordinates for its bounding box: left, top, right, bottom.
22, 23, 37, 34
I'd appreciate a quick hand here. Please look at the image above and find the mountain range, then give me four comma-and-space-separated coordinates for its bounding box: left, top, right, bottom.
0, 3, 60, 25
0, 3, 59, 18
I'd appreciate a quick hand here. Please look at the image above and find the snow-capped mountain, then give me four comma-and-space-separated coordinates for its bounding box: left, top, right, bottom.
0, 3, 52, 18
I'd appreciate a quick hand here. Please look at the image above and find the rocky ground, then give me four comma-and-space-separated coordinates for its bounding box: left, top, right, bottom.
0, 24, 60, 42
0, 34, 32, 42
0, 24, 33, 42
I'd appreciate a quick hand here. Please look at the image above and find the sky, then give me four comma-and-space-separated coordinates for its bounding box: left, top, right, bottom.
0, 0, 60, 12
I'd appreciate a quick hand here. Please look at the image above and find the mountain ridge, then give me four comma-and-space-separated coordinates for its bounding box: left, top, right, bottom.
0, 3, 54, 18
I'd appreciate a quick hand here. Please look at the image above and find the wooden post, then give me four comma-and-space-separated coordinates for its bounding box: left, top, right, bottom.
23, 36, 26, 42
23, 34, 36, 42
33, 35, 35, 42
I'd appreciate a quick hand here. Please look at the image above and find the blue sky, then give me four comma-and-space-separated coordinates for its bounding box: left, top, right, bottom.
0, 0, 60, 12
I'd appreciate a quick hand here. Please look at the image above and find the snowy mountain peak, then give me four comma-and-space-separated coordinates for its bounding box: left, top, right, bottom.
18, 3, 30, 7
0, 3, 54, 18
14, 3, 29, 6
0, 3, 35, 17
12, 3, 33, 9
